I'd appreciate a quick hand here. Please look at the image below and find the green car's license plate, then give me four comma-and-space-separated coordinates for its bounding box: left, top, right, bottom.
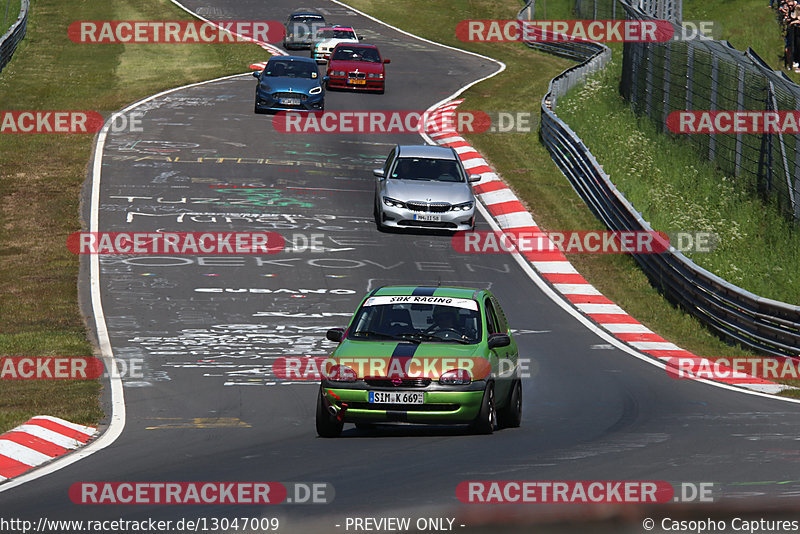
369, 391, 423, 404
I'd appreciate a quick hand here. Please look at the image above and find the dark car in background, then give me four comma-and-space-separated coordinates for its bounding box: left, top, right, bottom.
283, 12, 326, 50
253, 56, 325, 113
325, 43, 390, 93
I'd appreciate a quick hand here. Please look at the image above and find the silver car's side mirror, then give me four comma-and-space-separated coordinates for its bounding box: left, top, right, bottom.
373, 168, 385, 178
468, 174, 481, 183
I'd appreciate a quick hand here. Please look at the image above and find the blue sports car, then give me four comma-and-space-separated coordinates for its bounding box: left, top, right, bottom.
253, 56, 325, 114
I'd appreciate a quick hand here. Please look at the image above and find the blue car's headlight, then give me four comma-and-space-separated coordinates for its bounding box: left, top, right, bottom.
309, 86, 323, 95
383, 197, 405, 209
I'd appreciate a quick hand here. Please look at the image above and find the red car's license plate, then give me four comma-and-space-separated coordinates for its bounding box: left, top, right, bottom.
347, 78, 366, 85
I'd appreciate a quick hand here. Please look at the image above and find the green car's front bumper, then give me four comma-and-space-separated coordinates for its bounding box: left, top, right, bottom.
320, 380, 486, 424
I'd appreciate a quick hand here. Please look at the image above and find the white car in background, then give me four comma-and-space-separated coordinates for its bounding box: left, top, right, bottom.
312, 26, 361, 63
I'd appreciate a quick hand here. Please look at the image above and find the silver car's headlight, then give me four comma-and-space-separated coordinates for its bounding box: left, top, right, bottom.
309, 86, 322, 95
383, 197, 405, 208
452, 201, 474, 211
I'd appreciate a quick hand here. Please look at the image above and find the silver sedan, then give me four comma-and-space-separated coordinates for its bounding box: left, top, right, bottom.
373, 145, 480, 231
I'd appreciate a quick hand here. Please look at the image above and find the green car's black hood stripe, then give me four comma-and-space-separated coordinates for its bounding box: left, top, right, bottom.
411, 287, 437, 296
389, 342, 419, 376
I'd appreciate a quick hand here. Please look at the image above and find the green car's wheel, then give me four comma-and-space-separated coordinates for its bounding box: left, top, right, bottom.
316, 387, 343, 438
498, 379, 522, 428
471, 382, 496, 434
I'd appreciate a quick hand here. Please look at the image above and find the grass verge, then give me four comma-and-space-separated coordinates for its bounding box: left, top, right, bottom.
0, 0, 265, 433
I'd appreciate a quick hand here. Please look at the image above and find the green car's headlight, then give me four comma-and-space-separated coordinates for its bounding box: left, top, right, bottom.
326, 364, 357, 382
439, 368, 472, 385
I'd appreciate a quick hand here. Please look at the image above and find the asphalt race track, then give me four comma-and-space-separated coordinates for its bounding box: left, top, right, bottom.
3, 0, 800, 532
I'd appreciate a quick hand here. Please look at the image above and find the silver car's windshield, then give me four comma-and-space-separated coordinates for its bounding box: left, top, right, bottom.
348, 300, 481, 344
264, 61, 318, 79
390, 157, 464, 182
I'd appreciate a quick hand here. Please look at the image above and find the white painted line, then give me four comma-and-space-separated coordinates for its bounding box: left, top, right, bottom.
575, 303, 627, 314
461, 157, 489, 168
0, 442, 51, 467
602, 323, 652, 334
13, 426, 84, 450
474, 173, 501, 184
553, 283, 602, 295
478, 188, 518, 205
30, 416, 96, 437
495, 211, 536, 229
532, 261, 579, 274
434, 136, 465, 145
452, 145, 477, 154
629, 341, 681, 351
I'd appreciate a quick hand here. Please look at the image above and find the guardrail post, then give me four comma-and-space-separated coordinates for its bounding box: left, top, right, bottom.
685, 44, 693, 110
734, 64, 744, 177
708, 53, 719, 161
662, 41, 671, 132
795, 94, 800, 220
645, 42, 654, 117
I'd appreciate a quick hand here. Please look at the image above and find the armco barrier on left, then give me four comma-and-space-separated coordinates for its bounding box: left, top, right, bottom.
0, 0, 30, 75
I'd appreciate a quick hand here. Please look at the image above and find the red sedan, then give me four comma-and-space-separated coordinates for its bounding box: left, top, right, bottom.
324, 43, 390, 94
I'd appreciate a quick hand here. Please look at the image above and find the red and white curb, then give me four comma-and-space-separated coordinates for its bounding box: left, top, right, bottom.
423, 100, 789, 395
0, 416, 97, 482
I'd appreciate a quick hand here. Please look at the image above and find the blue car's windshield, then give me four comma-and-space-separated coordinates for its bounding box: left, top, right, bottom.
348, 298, 481, 344
264, 61, 318, 79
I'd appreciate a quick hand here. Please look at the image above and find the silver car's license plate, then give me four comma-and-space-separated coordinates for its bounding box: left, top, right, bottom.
280, 98, 302, 105
414, 214, 442, 222
369, 391, 423, 404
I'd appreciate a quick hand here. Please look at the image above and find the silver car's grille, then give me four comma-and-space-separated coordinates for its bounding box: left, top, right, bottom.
273, 92, 308, 101
347, 71, 366, 80
405, 201, 451, 213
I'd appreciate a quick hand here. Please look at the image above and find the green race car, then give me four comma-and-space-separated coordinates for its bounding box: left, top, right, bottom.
316, 286, 522, 437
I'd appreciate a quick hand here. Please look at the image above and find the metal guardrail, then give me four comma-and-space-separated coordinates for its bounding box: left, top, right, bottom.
520, 0, 800, 357
0, 0, 29, 75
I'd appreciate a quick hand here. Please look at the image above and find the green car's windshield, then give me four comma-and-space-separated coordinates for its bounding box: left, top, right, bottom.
348, 298, 482, 344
